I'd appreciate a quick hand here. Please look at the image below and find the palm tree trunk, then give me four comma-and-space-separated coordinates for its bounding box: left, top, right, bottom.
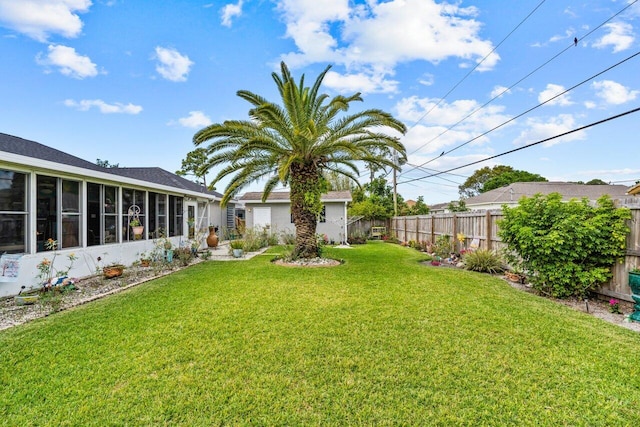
290, 163, 321, 259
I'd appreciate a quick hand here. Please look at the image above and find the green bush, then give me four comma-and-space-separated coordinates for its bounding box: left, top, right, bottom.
347, 230, 367, 245
432, 234, 453, 259
498, 193, 631, 298
462, 249, 504, 274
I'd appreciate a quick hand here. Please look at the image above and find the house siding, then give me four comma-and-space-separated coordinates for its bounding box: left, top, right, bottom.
244, 201, 348, 243
0, 133, 237, 297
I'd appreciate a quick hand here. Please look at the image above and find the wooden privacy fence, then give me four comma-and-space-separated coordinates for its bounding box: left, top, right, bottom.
391, 205, 640, 301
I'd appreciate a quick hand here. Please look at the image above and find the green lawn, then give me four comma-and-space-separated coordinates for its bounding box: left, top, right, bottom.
1, 242, 640, 425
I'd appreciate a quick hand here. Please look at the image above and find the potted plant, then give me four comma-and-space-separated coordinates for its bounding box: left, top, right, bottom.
130, 218, 144, 237
229, 240, 244, 258
629, 268, 640, 321
139, 252, 151, 267
162, 238, 174, 262
103, 263, 125, 279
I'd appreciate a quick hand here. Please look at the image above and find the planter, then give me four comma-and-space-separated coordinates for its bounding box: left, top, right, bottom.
15, 294, 40, 306
103, 265, 125, 279
629, 272, 640, 322
132, 226, 144, 236
206, 228, 219, 248
166, 249, 174, 263
232, 248, 244, 258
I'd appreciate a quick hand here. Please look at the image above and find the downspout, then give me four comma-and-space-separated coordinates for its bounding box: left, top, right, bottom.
344, 201, 349, 245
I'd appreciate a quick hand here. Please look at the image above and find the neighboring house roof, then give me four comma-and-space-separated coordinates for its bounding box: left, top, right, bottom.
428, 202, 450, 212
240, 190, 352, 203
0, 132, 223, 199
464, 181, 630, 209
628, 183, 640, 196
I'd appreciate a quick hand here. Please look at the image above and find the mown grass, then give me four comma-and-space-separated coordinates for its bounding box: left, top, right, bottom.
1, 242, 640, 425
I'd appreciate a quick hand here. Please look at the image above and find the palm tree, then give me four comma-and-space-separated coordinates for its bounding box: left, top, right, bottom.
193, 62, 407, 259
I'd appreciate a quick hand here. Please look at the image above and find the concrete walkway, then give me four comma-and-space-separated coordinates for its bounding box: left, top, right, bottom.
204, 241, 271, 261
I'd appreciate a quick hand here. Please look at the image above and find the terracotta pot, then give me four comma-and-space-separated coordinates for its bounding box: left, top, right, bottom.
103, 265, 124, 279
207, 228, 219, 248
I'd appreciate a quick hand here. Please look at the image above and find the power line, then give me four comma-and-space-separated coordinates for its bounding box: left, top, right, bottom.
398, 106, 640, 185
403, 0, 548, 149
401, 0, 639, 177
401, 50, 640, 176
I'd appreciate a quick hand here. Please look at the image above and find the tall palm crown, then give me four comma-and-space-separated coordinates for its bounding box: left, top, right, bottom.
194, 62, 406, 258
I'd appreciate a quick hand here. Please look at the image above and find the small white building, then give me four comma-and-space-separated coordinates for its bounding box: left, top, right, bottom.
0, 132, 238, 297
240, 191, 352, 244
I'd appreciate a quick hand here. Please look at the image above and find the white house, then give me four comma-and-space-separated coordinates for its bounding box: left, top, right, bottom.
239, 191, 352, 244
463, 182, 631, 211
0, 132, 238, 297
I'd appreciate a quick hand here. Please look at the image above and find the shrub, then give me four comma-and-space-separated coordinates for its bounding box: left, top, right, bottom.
280, 231, 296, 245
348, 230, 367, 245
462, 249, 504, 274
242, 227, 267, 252
498, 193, 631, 298
432, 234, 453, 259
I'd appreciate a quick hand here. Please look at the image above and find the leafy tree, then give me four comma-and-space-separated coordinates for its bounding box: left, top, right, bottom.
498, 193, 631, 298
402, 196, 429, 215
194, 62, 406, 259
96, 159, 119, 168
176, 148, 211, 188
459, 166, 547, 197
348, 176, 405, 219
585, 178, 608, 185
324, 170, 353, 191
447, 200, 468, 212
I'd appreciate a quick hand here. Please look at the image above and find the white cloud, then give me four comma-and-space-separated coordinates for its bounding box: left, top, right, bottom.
395, 96, 511, 154
220, 0, 243, 27
538, 83, 573, 107
176, 111, 212, 128
418, 73, 434, 86
0, 0, 91, 42
490, 85, 510, 99
153, 46, 193, 82
591, 80, 638, 105
514, 114, 586, 147
64, 99, 142, 114
276, 0, 498, 94
592, 22, 634, 53
36, 44, 98, 79
323, 69, 398, 94
584, 100, 597, 109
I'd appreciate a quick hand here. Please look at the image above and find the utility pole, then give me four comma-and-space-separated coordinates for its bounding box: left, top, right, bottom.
393, 150, 398, 217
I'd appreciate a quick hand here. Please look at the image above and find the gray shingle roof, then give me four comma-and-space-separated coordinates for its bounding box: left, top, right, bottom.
110, 167, 223, 197
1, 132, 108, 173
240, 190, 352, 202
0, 132, 222, 198
465, 182, 631, 205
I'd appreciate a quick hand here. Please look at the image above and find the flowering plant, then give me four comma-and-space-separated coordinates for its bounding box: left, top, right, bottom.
37, 239, 77, 291
609, 298, 621, 314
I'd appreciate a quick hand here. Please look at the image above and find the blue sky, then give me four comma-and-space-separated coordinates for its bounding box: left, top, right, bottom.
1, 0, 639, 204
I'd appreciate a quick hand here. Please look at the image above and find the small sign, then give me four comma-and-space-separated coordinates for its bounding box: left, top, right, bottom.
0, 254, 21, 282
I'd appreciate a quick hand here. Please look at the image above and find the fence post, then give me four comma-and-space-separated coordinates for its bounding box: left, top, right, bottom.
452, 214, 458, 252
431, 215, 435, 243
404, 217, 408, 243
486, 211, 492, 250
